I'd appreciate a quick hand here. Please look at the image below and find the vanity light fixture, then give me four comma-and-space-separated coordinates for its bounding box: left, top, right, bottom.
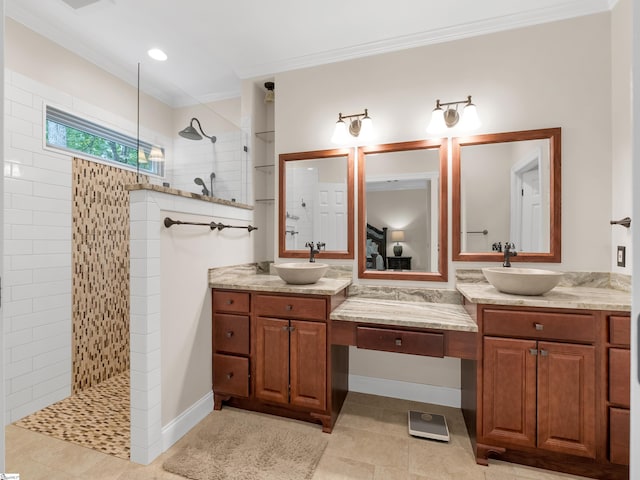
264, 81, 275, 103
426, 95, 480, 134
178, 117, 217, 143
331, 109, 373, 144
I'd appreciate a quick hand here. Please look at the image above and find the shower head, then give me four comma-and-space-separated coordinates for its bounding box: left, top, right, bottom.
179, 117, 217, 143
194, 177, 210, 196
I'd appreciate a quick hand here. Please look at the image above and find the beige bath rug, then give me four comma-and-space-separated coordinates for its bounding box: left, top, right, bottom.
163, 408, 328, 480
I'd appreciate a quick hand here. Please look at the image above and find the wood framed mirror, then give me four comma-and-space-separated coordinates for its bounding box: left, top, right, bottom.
279, 148, 354, 259
358, 139, 448, 281
452, 127, 561, 262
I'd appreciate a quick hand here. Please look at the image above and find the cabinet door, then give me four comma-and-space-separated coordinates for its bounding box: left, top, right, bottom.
537, 342, 596, 458
290, 320, 327, 411
255, 317, 290, 405
482, 337, 537, 448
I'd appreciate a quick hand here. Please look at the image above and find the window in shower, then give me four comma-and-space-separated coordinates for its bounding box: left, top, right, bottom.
45, 105, 165, 177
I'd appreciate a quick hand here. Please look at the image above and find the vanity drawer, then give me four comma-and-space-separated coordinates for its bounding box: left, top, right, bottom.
356, 326, 444, 357
483, 309, 596, 343
213, 354, 249, 397
609, 407, 630, 465
255, 294, 326, 321
609, 315, 630, 347
213, 291, 250, 314
213, 314, 250, 355
609, 348, 630, 407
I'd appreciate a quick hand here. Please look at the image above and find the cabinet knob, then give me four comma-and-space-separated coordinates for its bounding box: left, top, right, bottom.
226, 299, 234, 305
534, 323, 544, 331
529, 348, 538, 356
285, 304, 293, 311
226, 372, 234, 380
395, 338, 402, 347
226, 331, 234, 338
282, 326, 289, 331
540, 349, 548, 357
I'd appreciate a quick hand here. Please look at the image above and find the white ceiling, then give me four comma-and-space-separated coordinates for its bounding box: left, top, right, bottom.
5, 0, 615, 107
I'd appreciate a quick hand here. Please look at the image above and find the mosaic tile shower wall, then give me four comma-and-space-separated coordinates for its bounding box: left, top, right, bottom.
72, 158, 146, 393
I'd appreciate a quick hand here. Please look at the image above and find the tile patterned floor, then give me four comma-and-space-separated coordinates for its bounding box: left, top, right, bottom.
13, 371, 130, 460
5, 391, 592, 480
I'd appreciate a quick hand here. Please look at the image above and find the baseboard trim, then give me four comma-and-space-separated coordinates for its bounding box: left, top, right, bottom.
348, 374, 461, 408
161, 391, 213, 452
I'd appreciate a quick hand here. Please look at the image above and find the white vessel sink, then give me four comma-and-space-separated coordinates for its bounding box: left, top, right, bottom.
273, 262, 329, 285
482, 267, 563, 296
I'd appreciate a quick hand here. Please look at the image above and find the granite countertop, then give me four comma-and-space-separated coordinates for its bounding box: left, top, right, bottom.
456, 283, 631, 312
126, 183, 253, 210
330, 298, 478, 332
208, 267, 351, 296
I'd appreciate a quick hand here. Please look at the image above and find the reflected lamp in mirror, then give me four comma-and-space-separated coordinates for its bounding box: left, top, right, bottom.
358, 138, 448, 282
390, 230, 405, 256
331, 109, 373, 144
426, 96, 480, 135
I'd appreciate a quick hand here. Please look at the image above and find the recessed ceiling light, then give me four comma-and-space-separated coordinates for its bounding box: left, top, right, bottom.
147, 48, 168, 61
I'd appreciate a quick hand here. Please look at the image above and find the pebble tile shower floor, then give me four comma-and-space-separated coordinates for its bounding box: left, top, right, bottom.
13, 371, 130, 460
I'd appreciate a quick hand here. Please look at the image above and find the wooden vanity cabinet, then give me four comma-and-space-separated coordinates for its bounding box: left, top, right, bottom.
253, 293, 328, 411
607, 315, 630, 466
212, 288, 347, 433
482, 336, 596, 457
212, 291, 251, 398
462, 303, 630, 480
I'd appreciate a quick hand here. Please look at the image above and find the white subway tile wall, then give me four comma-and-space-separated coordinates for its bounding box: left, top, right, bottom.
167, 131, 250, 204
2, 70, 167, 423
3, 70, 73, 423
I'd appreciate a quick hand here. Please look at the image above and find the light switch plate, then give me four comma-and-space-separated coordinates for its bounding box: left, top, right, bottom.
617, 246, 626, 267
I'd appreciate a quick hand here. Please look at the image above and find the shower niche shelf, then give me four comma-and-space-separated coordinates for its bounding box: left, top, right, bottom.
255, 164, 274, 171
255, 130, 275, 143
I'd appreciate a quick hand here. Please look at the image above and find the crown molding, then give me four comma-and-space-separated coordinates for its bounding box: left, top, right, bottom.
236, 0, 611, 80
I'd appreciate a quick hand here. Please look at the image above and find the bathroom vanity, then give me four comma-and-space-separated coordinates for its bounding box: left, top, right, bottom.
209, 267, 351, 432
457, 282, 631, 480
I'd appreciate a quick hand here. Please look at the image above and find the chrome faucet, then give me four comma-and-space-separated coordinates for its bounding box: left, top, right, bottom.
503, 242, 517, 267
305, 241, 325, 262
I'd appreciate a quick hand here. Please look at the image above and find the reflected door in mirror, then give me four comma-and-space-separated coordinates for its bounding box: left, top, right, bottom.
279, 149, 354, 259
358, 139, 448, 282
452, 128, 561, 263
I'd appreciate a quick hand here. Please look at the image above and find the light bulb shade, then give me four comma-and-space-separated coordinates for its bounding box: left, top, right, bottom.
359, 116, 373, 141
331, 119, 349, 144
426, 107, 447, 134
460, 103, 481, 130
149, 145, 164, 162
138, 149, 148, 164
390, 230, 405, 242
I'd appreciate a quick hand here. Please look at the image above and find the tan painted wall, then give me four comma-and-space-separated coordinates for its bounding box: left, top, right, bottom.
5, 18, 173, 139
274, 13, 613, 394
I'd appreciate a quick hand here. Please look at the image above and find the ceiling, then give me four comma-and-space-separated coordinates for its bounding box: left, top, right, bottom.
5, 0, 615, 107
